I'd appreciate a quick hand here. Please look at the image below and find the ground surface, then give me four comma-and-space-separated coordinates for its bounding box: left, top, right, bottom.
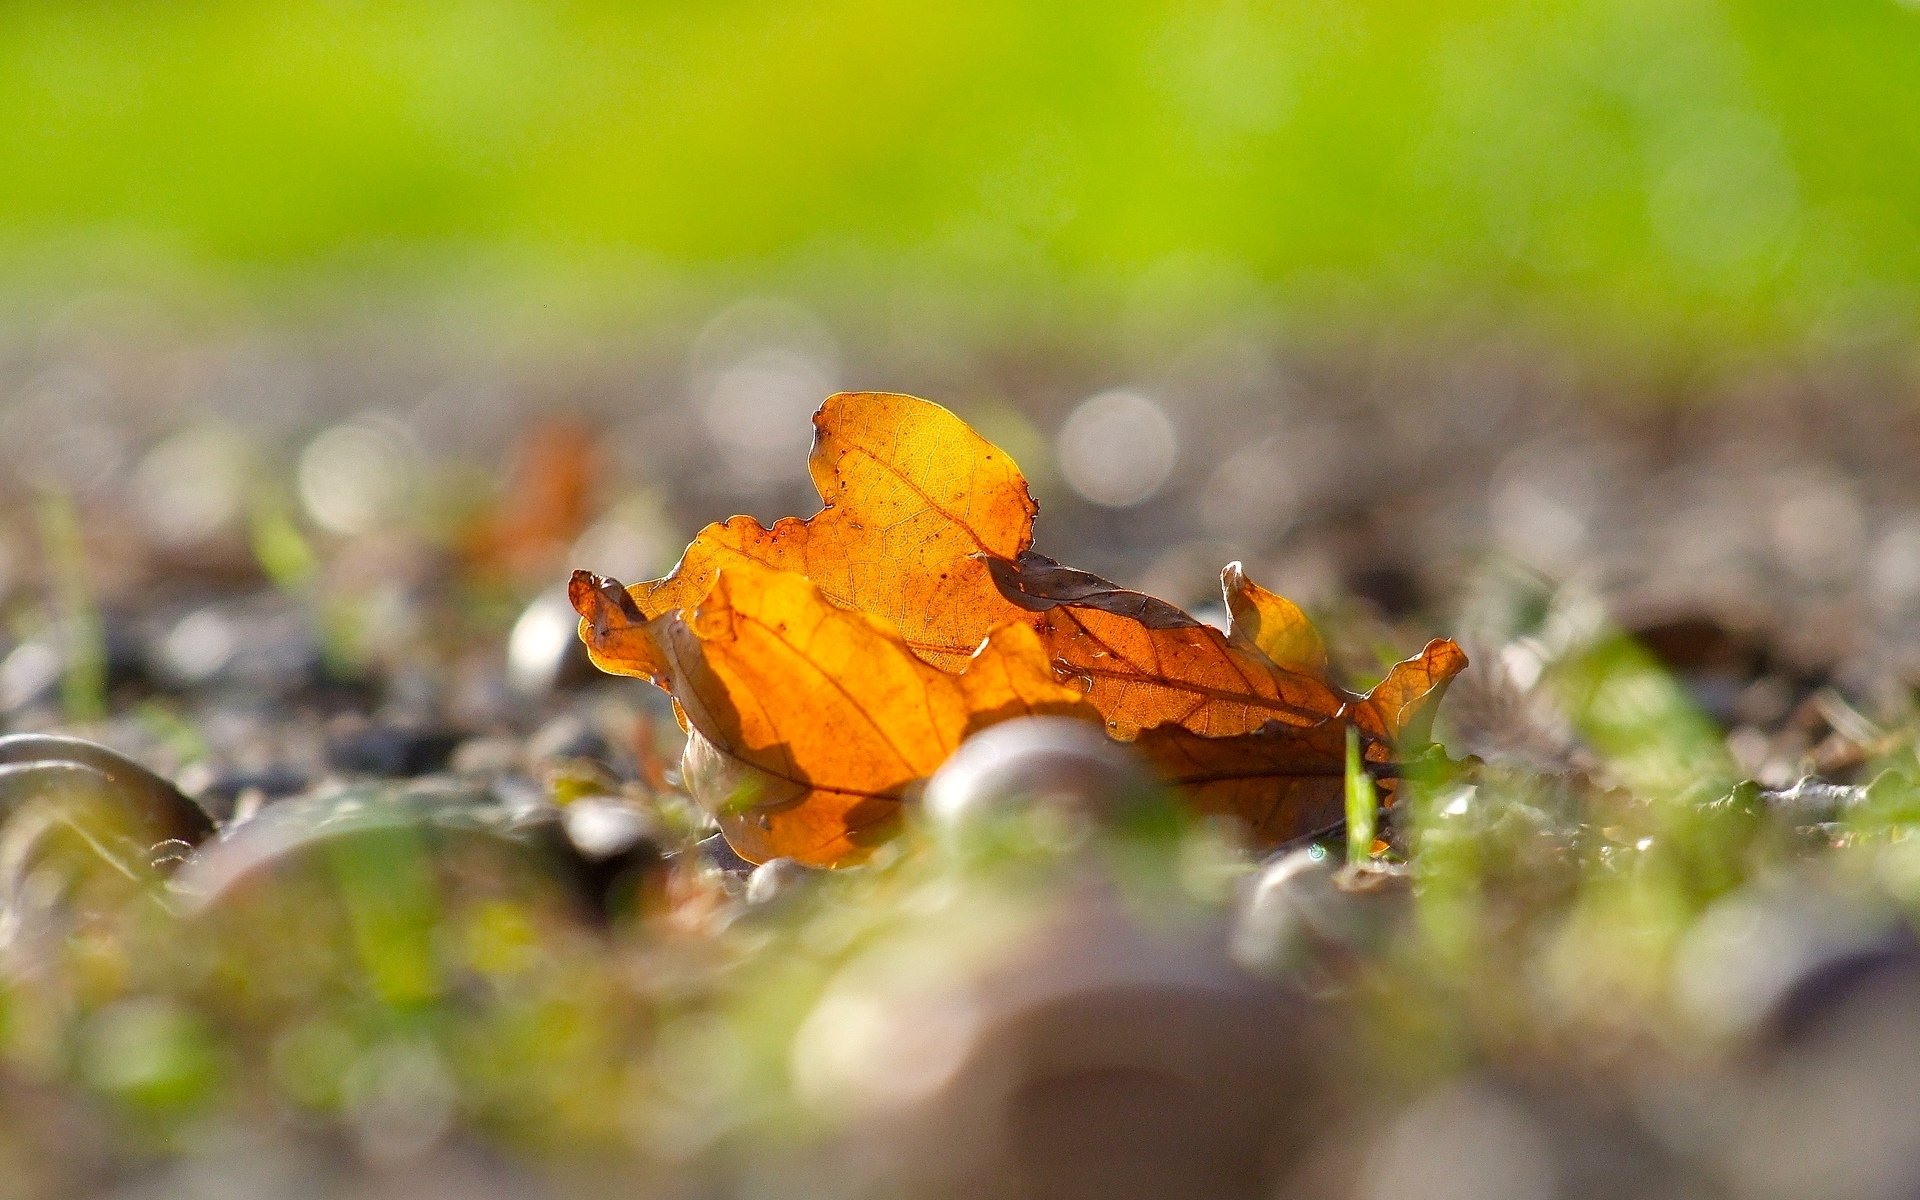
4, 318, 1920, 1198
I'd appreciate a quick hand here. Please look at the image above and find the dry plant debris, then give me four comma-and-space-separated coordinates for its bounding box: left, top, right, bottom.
571, 393, 1465, 865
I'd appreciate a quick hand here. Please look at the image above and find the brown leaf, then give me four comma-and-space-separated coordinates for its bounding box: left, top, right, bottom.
640, 562, 1092, 866
598, 392, 1038, 675
1133, 719, 1351, 848
570, 569, 667, 685
1347, 638, 1471, 755
987, 552, 1346, 737
1132, 639, 1469, 850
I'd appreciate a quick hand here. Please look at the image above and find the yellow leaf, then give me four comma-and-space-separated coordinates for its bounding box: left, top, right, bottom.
1223, 561, 1328, 678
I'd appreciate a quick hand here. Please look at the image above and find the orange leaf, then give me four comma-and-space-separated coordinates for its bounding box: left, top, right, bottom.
1131, 639, 1468, 850
570, 569, 668, 685
596, 392, 1038, 674
987, 552, 1346, 737
1347, 639, 1470, 756
1132, 719, 1351, 848
570, 390, 1467, 862
637, 562, 1093, 866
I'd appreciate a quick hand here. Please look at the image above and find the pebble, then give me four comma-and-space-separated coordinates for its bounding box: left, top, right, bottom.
0, 640, 63, 714
1353, 1075, 1699, 1200
1233, 848, 1410, 978
561, 796, 667, 917
449, 735, 525, 778
696, 833, 755, 877
527, 713, 611, 766
1685, 891, 1920, 1200
0, 733, 215, 848
0, 626, 150, 715
170, 780, 579, 918
1674, 882, 1918, 1051
0, 734, 217, 955
744, 857, 811, 907
148, 603, 325, 697
790, 879, 1320, 1200
561, 795, 658, 862
326, 722, 465, 778
183, 765, 312, 826
170, 779, 667, 925
922, 717, 1155, 836
505, 589, 599, 699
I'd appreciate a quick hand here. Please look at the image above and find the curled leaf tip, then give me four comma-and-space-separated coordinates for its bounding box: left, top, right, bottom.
569, 569, 671, 683
1222, 560, 1329, 678
1350, 638, 1469, 751
568, 569, 648, 628
568, 569, 639, 620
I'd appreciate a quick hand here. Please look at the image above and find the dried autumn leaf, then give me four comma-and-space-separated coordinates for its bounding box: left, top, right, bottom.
1133, 640, 1467, 848
570, 389, 1468, 861
1347, 638, 1471, 756
571, 570, 666, 686
987, 552, 1346, 738
579, 391, 1407, 742
1133, 720, 1350, 848
1222, 561, 1327, 678
593, 392, 1038, 678
587, 561, 1092, 866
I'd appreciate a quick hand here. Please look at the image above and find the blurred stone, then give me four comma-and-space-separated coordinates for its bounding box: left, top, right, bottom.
556, 794, 640, 853
1696, 898, 1920, 1200
923, 717, 1154, 838
792, 880, 1321, 1200
106, 1126, 556, 1200
326, 721, 464, 778
505, 590, 598, 699
170, 779, 666, 926
0, 734, 215, 953
184, 765, 312, 826
449, 735, 525, 778
148, 603, 326, 697
1234, 849, 1410, 979
0, 734, 215, 848
1673, 882, 1909, 1049
744, 857, 812, 907
0, 627, 150, 715
1346, 562, 1424, 620
562, 796, 668, 918
0, 641, 63, 714
528, 713, 611, 766
1339, 1076, 1698, 1200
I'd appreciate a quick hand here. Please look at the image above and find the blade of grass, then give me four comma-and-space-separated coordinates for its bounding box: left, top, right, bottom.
1345, 724, 1378, 867
36, 489, 106, 722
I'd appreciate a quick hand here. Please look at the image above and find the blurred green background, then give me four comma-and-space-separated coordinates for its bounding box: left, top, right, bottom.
0, 0, 1916, 351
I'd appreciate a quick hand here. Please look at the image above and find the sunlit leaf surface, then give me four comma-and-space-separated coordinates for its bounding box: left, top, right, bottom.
573, 392, 1464, 862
